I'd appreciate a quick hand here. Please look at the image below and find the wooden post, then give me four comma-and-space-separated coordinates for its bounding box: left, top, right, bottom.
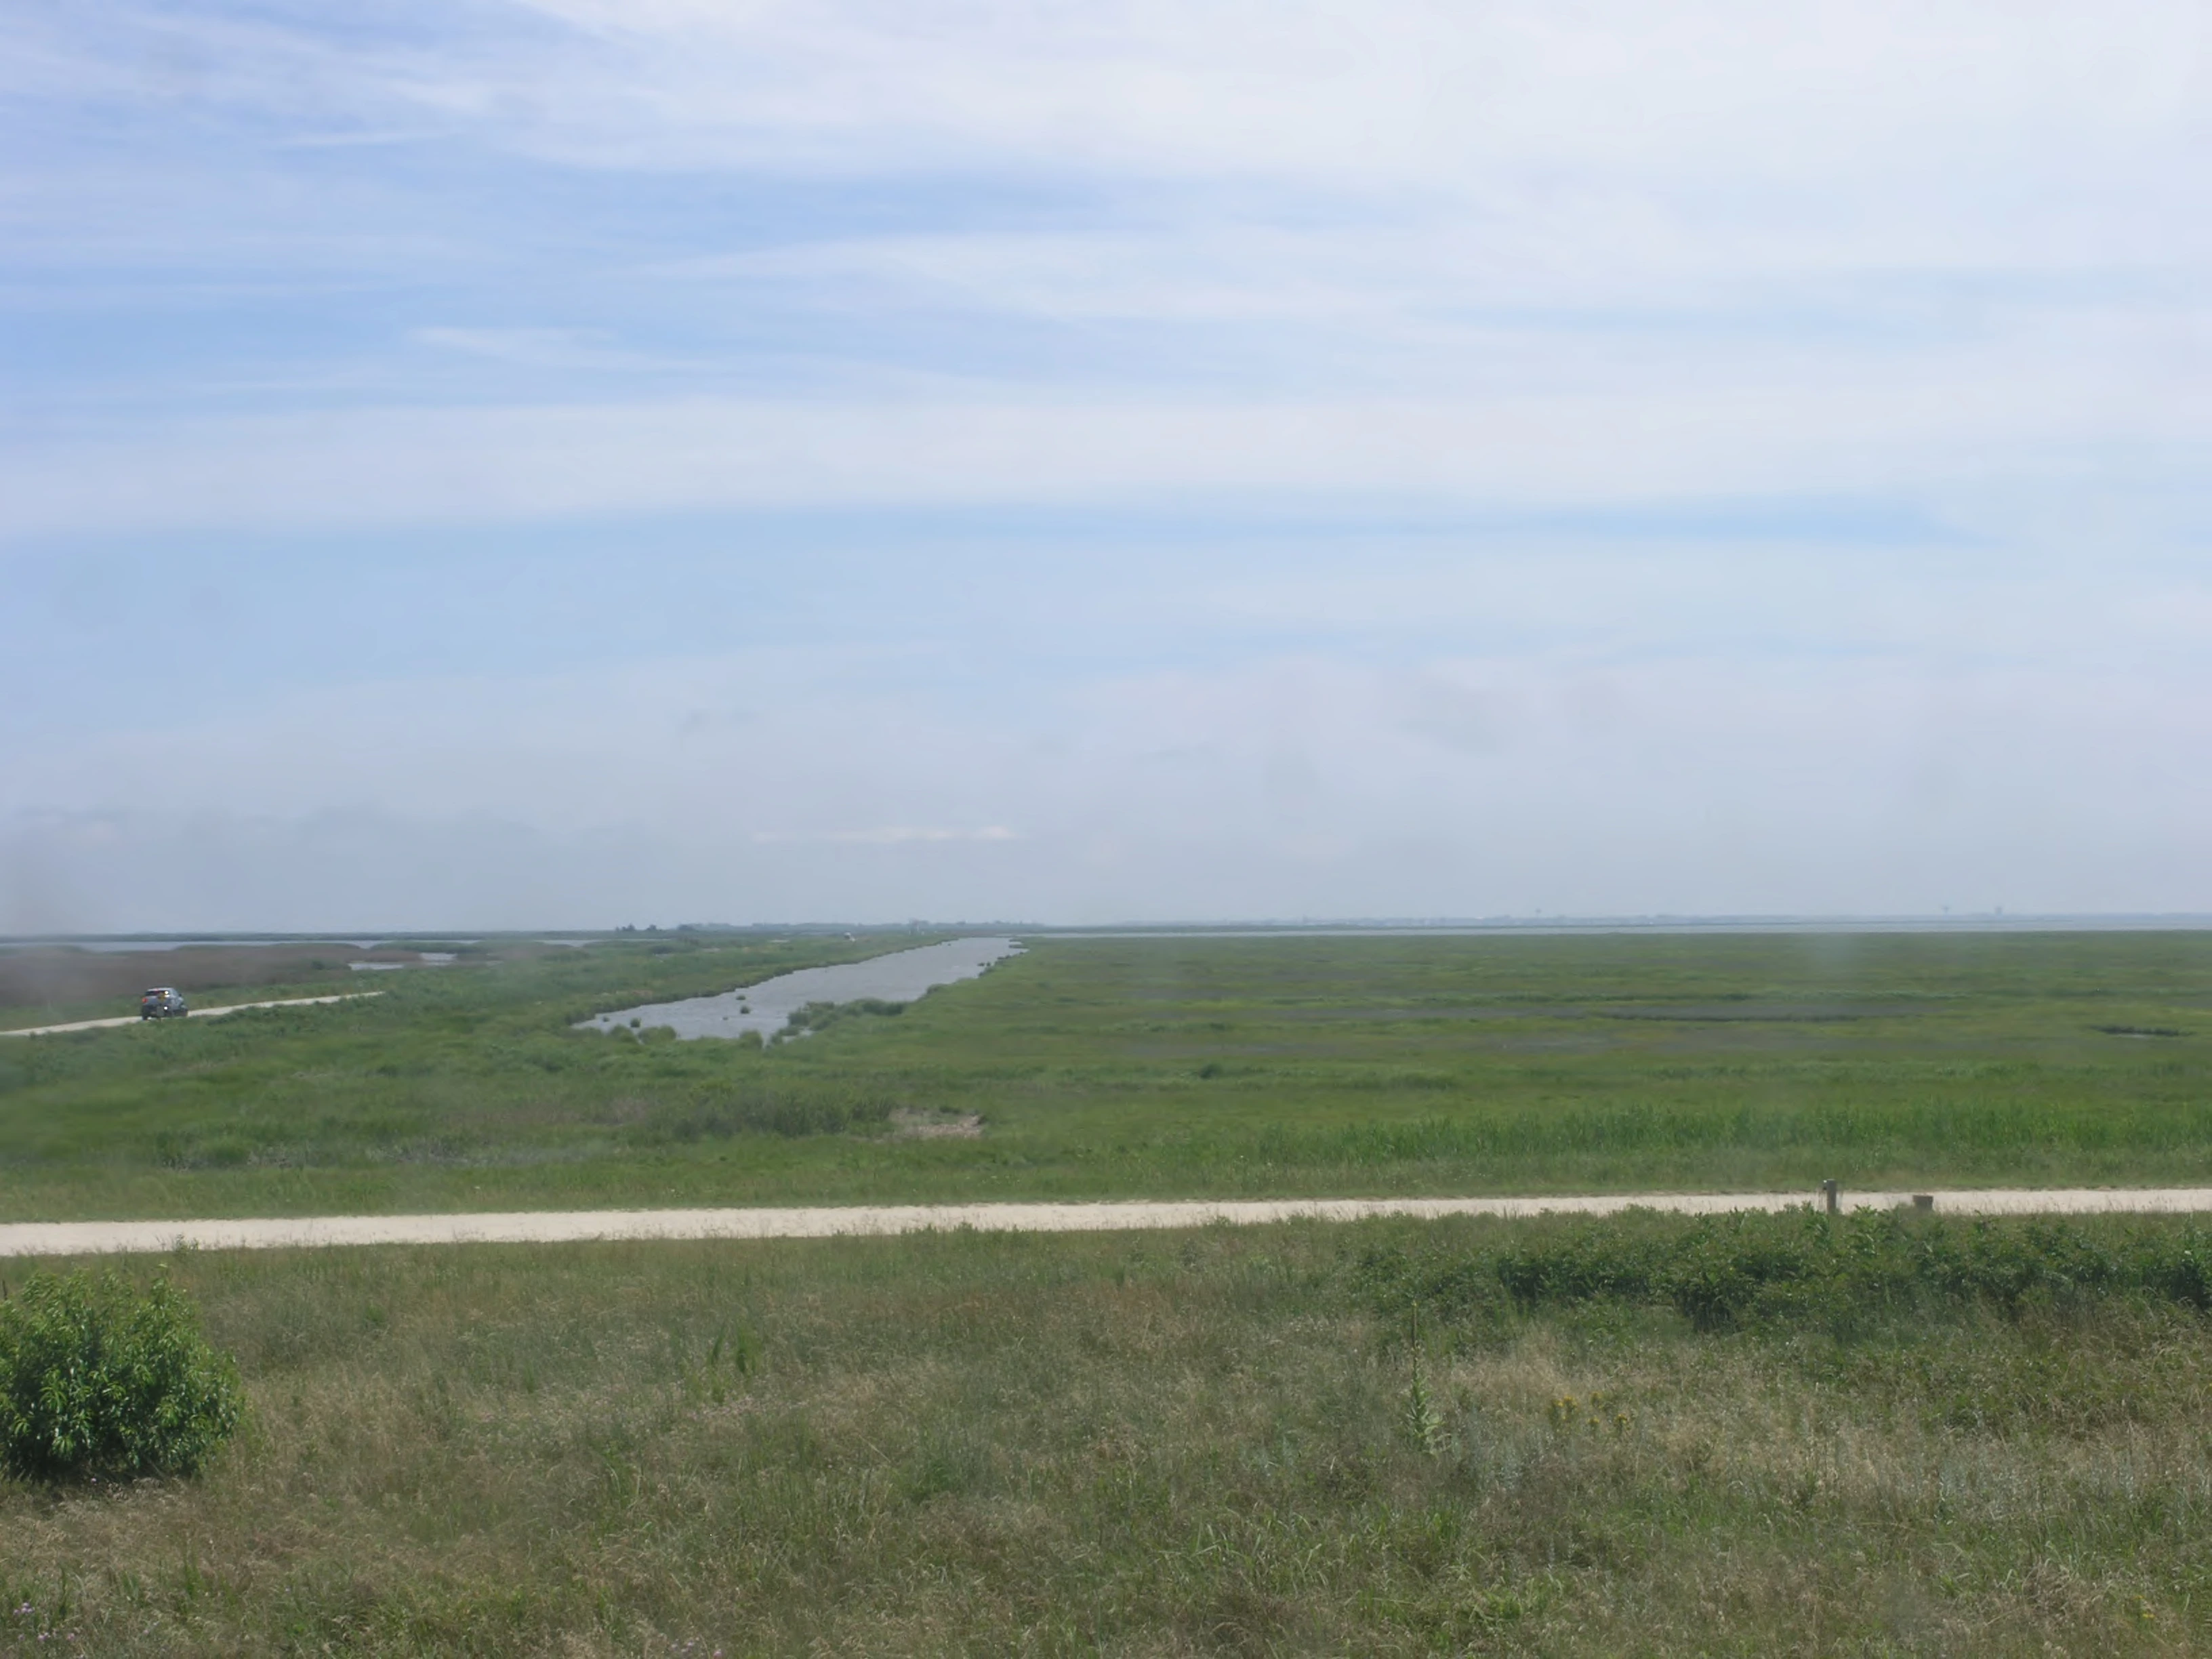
1821, 1179, 1839, 1215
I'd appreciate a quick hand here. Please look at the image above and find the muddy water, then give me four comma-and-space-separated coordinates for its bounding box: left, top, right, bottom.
578, 937, 1023, 1040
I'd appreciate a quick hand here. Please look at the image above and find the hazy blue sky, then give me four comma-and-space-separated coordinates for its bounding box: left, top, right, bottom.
4, 1, 2209, 929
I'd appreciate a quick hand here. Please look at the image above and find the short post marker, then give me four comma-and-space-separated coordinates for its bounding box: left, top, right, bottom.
1821, 1179, 1840, 1215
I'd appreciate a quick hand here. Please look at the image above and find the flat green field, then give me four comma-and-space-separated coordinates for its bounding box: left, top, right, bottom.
3, 930, 2211, 1221
9, 1212, 2212, 1655
10, 937, 2212, 1654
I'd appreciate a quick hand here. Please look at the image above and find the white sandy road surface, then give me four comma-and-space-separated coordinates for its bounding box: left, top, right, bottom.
9, 1189, 2212, 1258
0, 993, 380, 1038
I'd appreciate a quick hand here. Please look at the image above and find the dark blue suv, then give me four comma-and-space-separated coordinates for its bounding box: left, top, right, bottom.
140, 986, 189, 1019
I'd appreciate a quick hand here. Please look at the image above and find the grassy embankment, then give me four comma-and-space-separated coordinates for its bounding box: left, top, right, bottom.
2, 930, 2211, 1221
9, 1210, 2212, 1654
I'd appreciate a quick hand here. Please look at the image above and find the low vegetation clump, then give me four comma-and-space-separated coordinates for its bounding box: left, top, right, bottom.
623, 1080, 909, 1142
0, 1269, 242, 1481
779, 996, 906, 1037
1363, 1206, 2212, 1334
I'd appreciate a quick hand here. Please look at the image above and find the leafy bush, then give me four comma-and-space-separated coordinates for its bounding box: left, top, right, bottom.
0, 1269, 243, 1481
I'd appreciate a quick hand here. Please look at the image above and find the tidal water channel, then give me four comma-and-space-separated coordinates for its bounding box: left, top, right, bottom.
577, 936, 1023, 1041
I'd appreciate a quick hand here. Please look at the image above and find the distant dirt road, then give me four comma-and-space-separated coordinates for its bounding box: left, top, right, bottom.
7, 1188, 2212, 1257
0, 992, 380, 1038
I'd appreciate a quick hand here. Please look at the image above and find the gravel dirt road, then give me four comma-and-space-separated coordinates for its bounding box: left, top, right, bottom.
7, 1188, 2212, 1257
0, 992, 380, 1038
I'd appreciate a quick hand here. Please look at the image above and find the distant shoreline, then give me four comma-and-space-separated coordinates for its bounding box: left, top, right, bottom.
8, 914, 2212, 951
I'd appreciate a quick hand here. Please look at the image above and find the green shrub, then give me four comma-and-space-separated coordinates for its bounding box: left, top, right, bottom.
0, 1269, 243, 1481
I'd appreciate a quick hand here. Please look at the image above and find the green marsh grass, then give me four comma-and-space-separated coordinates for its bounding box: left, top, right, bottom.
3, 930, 2211, 1220
7, 1216, 2212, 1652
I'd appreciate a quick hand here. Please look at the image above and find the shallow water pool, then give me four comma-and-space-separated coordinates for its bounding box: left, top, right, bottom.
577, 936, 1023, 1040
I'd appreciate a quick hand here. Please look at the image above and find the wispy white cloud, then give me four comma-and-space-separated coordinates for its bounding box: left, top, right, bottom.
464, 0, 2210, 200
754, 826, 1021, 845
409, 326, 692, 373
17, 2, 2209, 291
3, 351, 2201, 538
7, 0, 2211, 920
